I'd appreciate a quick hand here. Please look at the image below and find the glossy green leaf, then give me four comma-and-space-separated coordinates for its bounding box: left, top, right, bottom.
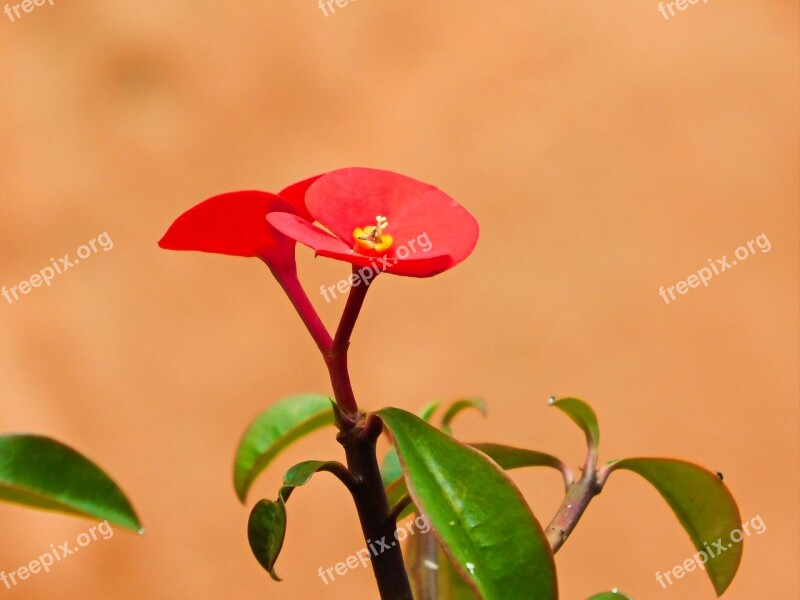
440, 397, 487, 435
586, 591, 633, 600
378, 407, 557, 600
608, 458, 742, 596
234, 393, 334, 503
382, 401, 442, 486
387, 442, 571, 511
550, 397, 599, 450
248, 460, 341, 581
0, 435, 142, 531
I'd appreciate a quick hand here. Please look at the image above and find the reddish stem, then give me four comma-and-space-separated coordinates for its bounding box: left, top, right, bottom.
323, 267, 373, 421
269, 262, 333, 354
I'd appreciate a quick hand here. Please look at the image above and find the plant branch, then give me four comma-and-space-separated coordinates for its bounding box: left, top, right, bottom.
544, 451, 605, 553
317, 461, 359, 494
338, 414, 414, 600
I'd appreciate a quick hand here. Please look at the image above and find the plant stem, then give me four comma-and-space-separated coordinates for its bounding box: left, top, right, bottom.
338, 415, 414, 600
544, 449, 605, 552
331, 268, 371, 355
325, 270, 412, 599
408, 528, 439, 600
270, 263, 333, 353
324, 267, 374, 422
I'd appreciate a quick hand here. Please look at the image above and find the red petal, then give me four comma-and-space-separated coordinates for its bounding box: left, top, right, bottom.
158, 191, 296, 266
268, 212, 454, 277
277, 175, 322, 222
305, 168, 479, 271
267, 212, 357, 259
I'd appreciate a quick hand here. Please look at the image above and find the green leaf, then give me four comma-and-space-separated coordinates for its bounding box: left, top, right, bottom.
382, 401, 442, 486
471, 443, 572, 487
378, 407, 557, 600
387, 442, 571, 511
608, 458, 742, 596
234, 394, 334, 503
419, 401, 441, 422
381, 448, 403, 487
248, 499, 287, 581
550, 397, 599, 450
248, 460, 342, 581
440, 397, 487, 435
586, 591, 633, 600
280, 460, 334, 499
0, 435, 142, 532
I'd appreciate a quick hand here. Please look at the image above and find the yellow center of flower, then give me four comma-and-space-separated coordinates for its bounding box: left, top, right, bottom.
353, 216, 394, 254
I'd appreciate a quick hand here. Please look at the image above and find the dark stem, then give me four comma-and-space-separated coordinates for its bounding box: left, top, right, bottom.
317, 461, 359, 494
338, 415, 414, 600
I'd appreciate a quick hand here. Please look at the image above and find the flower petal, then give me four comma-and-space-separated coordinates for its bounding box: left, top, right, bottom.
159, 191, 296, 267
268, 212, 454, 277
305, 168, 479, 270
277, 175, 322, 222
267, 212, 356, 260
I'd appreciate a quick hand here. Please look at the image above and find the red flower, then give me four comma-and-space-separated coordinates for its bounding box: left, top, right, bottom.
159, 168, 479, 279
268, 168, 479, 278
158, 168, 479, 408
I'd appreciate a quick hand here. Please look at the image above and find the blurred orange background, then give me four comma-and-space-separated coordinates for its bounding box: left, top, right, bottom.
0, 1, 797, 598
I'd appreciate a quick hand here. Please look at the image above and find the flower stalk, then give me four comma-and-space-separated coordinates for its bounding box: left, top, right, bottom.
323, 268, 412, 599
